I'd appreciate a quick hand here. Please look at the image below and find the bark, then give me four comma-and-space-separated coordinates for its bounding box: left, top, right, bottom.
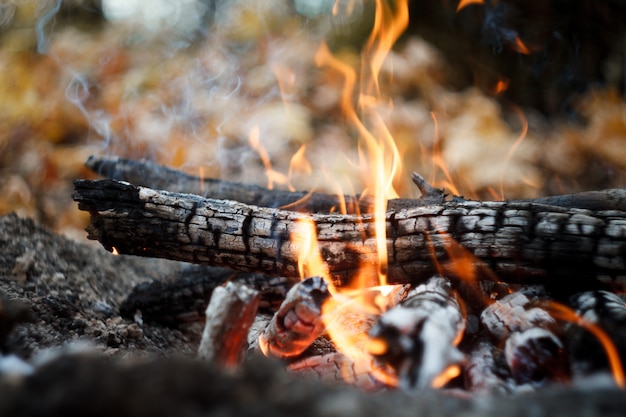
73, 179, 626, 290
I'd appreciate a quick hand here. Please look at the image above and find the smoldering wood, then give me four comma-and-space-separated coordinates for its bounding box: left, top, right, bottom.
197, 281, 260, 367
74, 179, 626, 290
368, 275, 465, 390
85, 154, 626, 212
119, 265, 291, 327
259, 276, 330, 359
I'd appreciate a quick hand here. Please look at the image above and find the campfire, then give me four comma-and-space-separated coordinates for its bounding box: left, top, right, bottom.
75, 155, 626, 394
2, 0, 626, 410
68, 0, 626, 396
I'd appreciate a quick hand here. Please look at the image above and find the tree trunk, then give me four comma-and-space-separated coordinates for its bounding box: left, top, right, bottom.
73, 179, 626, 291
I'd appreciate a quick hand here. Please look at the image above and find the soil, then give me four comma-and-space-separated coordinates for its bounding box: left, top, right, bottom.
0, 212, 625, 416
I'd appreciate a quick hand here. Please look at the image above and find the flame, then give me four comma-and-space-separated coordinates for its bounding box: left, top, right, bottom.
456, 0, 484, 12
248, 126, 290, 190
430, 112, 461, 196
512, 36, 530, 55
494, 78, 510, 95
293, 217, 331, 281
316, 0, 407, 287
541, 300, 625, 388
498, 105, 529, 199
111, 247, 119, 255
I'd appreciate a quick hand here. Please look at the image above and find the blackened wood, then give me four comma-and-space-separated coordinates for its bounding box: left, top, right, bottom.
73, 179, 626, 289
119, 266, 291, 327
85, 155, 369, 213
85, 155, 626, 212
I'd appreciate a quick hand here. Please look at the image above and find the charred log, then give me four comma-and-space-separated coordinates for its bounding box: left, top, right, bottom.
85, 155, 626, 212
73, 179, 626, 291
85, 155, 370, 213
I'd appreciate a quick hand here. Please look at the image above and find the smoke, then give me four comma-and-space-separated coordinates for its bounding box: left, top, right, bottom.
35, 0, 62, 53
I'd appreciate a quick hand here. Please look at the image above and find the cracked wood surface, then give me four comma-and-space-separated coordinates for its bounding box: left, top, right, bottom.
73, 179, 626, 290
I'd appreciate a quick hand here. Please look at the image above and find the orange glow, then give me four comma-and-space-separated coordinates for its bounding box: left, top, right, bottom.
111, 247, 119, 255
431, 364, 462, 389
333, 0, 358, 16
512, 36, 530, 55
456, 0, 484, 12
541, 300, 625, 388
272, 64, 296, 106
494, 78, 510, 95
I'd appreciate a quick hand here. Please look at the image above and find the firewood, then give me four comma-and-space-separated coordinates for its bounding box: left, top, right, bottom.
259, 276, 330, 359
197, 281, 260, 367
367, 275, 465, 390
84, 155, 369, 213
119, 265, 291, 327
73, 179, 626, 290
465, 339, 514, 395
85, 154, 626, 212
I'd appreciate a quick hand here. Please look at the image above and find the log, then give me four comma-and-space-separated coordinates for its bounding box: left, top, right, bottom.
197, 281, 260, 367
73, 179, 626, 291
85, 154, 626, 212
85, 155, 370, 213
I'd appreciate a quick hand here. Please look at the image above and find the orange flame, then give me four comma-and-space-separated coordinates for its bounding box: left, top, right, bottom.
308, 0, 409, 387
456, 0, 484, 12
512, 36, 530, 55
541, 300, 625, 388
248, 126, 290, 190
315, 0, 408, 287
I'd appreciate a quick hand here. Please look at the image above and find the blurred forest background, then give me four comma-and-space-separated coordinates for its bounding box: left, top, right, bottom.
1, 0, 626, 241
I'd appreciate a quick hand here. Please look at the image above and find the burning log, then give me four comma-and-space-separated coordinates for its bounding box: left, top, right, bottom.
73, 178, 626, 290
367, 275, 465, 390
197, 281, 260, 367
259, 276, 330, 358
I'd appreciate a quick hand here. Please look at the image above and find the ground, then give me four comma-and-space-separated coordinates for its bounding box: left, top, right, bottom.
0, 212, 625, 416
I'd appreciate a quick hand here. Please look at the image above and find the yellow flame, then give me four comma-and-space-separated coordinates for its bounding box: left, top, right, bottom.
293, 217, 331, 282
111, 247, 119, 255
315, 0, 407, 286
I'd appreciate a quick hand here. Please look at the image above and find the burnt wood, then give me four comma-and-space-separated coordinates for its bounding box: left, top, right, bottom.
73, 179, 626, 290
85, 155, 370, 213
86, 155, 626, 212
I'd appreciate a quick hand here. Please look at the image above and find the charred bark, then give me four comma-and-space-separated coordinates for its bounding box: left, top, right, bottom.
73, 179, 626, 291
